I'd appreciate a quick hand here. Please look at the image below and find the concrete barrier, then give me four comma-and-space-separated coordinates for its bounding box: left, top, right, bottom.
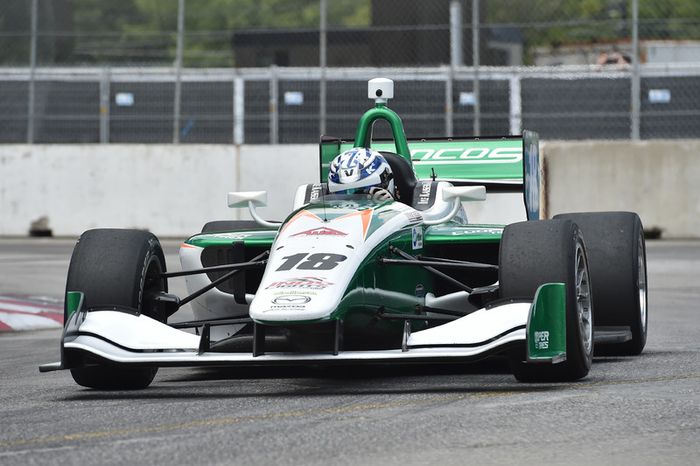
543, 140, 700, 238
0, 144, 318, 237
1, 141, 697, 238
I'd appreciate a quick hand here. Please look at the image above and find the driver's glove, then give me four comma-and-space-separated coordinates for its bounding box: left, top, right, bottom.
369, 187, 394, 202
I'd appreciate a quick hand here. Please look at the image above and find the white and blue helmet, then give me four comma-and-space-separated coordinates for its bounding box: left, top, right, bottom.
328, 148, 394, 195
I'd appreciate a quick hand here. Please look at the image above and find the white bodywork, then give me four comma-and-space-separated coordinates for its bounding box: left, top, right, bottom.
249, 201, 417, 322
182, 182, 483, 326
59, 302, 528, 366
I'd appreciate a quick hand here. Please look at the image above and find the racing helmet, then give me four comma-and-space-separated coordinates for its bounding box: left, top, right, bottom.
328, 148, 394, 195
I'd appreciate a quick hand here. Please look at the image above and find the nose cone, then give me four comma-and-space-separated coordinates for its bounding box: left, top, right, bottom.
249, 200, 416, 324
249, 207, 375, 323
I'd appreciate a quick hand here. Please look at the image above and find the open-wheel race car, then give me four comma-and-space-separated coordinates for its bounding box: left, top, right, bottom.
41, 78, 648, 389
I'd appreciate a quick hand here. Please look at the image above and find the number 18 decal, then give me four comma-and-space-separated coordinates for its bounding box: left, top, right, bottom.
276, 253, 347, 271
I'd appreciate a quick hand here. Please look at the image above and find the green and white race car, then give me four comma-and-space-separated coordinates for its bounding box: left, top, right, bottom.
41, 78, 648, 389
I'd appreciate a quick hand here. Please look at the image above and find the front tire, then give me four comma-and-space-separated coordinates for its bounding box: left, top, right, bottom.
500, 219, 594, 382
65, 229, 167, 390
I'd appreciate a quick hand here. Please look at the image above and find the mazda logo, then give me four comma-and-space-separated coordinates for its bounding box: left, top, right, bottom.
272, 295, 311, 304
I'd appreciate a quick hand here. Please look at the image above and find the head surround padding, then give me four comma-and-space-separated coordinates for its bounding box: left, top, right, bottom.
380, 151, 417, 204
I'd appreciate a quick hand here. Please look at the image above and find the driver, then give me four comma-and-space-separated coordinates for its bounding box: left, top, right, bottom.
328, 148, 394, 201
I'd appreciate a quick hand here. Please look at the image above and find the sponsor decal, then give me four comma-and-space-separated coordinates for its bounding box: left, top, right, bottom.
265, 277, 334, 290
205, 232, 251, 240
414, 284, 425, 298
412, 226, 424, 250
411, 147, 522, 165
263, 294, 312, 312
309, 183, 323, 202
417, 182, 432, 205
291, 227, 347, 237
272, 290, 318, 297
449, 228, 502, 235
534, 330, 550, 350
272, 295, 311, 305
404, 211, 423, 224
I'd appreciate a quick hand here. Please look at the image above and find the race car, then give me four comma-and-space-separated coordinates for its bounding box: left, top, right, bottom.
41, 78, 648, 389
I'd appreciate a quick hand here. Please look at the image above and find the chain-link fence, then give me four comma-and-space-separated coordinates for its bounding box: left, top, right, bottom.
1, 0, 699, 143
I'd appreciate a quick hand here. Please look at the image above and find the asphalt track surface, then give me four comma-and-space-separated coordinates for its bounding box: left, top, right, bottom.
0, 238, 698, 465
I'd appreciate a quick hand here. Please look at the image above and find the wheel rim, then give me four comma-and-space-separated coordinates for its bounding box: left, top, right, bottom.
575, 242, 593, 355
638, 232, 648, 334
141, 256, 166, 319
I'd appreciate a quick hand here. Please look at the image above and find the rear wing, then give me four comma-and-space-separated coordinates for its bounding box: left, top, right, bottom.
319, 131, 542, 220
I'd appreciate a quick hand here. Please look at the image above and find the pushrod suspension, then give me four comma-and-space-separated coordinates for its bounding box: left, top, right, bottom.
162, 257, 268, 278
386, 246, 473, 293
176, 250, 269, 308
381, 258, 498, 271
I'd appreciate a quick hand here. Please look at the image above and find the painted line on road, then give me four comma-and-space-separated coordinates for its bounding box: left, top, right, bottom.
1, 372, 698, 451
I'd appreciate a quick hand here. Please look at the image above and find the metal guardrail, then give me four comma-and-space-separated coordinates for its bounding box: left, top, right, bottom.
1, 64, 700, 144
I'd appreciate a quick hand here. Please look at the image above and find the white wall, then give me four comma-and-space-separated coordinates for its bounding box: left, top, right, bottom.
0, 144, 318, 237
1, 141, 698, 238
543, 140, 700, 238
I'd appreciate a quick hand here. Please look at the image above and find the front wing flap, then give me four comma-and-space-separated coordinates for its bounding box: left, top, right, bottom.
40, 285, 567, 371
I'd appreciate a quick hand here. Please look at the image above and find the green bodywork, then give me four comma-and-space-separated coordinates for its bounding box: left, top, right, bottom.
186, 230, 277, 248
321, 100, 525, 184
186, 223, 503, 250
527, 283, 568, 363
65, 291, 84, 321
322, 138, 524, 183
182, 100, 545, 347
424, 225, 503, 244
353, 103, 412, 162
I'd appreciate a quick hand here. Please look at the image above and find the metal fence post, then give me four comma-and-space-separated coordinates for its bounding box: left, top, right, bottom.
99, 68, 111, 143
445, 69, 453, 137
233, 75, 244, 145
319, 0, 327, 136
448, 1, 462, 137
27, 0, 38, 144
509, 74, 521, 135
269, 66, 279, 144
631, 0, 641, 140
472, 0, 480, 136
173, 0, 185, 143
450, 1, 463, 68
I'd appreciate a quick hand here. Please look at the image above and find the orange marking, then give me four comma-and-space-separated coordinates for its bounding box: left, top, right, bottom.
335, 208, 374, 240
180, 243, 197, 249
280, 210, 322, 234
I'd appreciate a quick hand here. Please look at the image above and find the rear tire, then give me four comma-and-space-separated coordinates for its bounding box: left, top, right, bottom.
554, 212, 647, 355
500, 220, 594, 382
65, 229, 167, 390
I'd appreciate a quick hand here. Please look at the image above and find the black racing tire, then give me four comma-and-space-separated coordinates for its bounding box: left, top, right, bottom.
554, 212, 647, 355
500, 219, 594, 382
201, 220, 261, 233
65, 229, 167, 390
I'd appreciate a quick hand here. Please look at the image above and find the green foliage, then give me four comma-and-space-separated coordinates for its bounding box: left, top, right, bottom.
0, 0, 30, 64
485, 0, 700, 64
65, 0, 371, 66
2, 0, 699, 66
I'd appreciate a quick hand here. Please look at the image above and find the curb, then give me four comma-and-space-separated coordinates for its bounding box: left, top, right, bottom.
0, 295, 63, 332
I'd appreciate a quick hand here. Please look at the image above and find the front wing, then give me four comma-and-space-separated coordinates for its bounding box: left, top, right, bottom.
40, 284, 567, 372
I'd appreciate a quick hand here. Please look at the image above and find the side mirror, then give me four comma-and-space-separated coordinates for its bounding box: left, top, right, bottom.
423, 185, 486, 226
441, 186, 486, 202
227, 191, 268, 208
227, 191, 280, 229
